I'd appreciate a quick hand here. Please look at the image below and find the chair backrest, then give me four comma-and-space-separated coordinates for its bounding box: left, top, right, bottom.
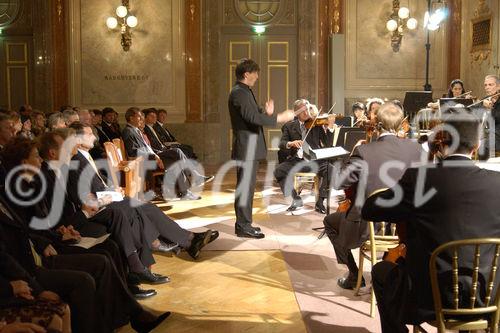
103, 142, 121, 188
112, 138, 126, 160
429, 238, 500, 332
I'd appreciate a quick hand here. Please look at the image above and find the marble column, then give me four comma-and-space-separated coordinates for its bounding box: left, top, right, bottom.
185, 0, 203, 122
297, 0, 318, 102
447, 0, 461, 84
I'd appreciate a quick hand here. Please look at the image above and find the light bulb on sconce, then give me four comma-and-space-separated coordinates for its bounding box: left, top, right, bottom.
386, 19, 398, 32
398, 7, 410, 19
106, 17, 118, 29
116, 5, 128, 18
106, 1, 138, 51
126, 15, 138, 28
406, 17, 418, 30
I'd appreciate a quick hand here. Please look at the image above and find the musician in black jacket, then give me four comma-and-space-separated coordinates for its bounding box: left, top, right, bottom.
324, 103, 424, 290
228, 58, 294, 239
274, 99, 335, 213
363, 109, 500, 333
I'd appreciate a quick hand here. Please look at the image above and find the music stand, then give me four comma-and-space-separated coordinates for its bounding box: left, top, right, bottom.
306, 146, 349, 238
403, 91, 433, 121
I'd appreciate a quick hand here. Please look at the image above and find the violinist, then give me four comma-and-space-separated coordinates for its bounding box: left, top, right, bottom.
366, 98, 384, 121
322, 103, 424, 290
352, 102, 368, 127
482, 75, 500, 156
444, 79, 472, 98
274, 99, 335, 214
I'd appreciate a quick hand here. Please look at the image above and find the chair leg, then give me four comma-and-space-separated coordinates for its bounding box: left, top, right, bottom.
355, 251, 365, 296
370, 285, 376, 318
314, 176, 319, 202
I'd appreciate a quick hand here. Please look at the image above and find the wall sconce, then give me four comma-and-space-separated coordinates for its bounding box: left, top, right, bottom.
106, 0, 138, 51
386, 0, 417, 52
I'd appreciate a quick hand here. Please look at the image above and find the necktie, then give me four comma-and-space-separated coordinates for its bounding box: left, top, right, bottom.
300, 123, 306, 139
136, 128, 155, 154
87, 154, 107, 187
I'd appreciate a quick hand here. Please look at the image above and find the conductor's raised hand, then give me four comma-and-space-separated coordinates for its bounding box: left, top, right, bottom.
277, 109, 295, 123
265, 99, 275, 116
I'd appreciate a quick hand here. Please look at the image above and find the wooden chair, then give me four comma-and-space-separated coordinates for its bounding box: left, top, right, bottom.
414, 238, 500, 333
293, 172, 319, 201
112, 138, 126, 160
103, 142, 143, 198
355, 221, 400, 317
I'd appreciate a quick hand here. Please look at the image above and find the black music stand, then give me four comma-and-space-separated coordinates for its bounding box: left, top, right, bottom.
439, 98, 474, 113
403, 91, 433, 122
306, 146, 349, 238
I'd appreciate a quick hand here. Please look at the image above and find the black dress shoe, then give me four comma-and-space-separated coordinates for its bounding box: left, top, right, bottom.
129, 284, 157, 299
235, 226, 265, 239
251, 226, 261, 232
337, 275, 365, 290
286, 197, 303, 211
153, 240, 181, 255
187, 230, 212, 259
314, 200, 327, 214
208, 230, 219, 243
180, 190, 201, 201
192, 175, 215, 187
130, 269, 170, 285
131, 311, 171, 333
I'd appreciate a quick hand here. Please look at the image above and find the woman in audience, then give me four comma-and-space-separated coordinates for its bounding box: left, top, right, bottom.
18, 116, 34, 140
6, 112, 21, 137
46, 113, 66, 131
31, 111, 47, 137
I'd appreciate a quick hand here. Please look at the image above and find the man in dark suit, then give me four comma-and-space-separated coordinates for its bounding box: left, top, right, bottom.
156, 108, 197, 159
0, 192, 170, 333
362, 109, 500, 333
66, 122, 218, 278
90, 109, 111, 146
122, 108, 210, 200
274, 99, 335, 213
101, 107, 122, 140
228, 58, 294, 239
324, 103, 424, 289
37, 129, 157, 299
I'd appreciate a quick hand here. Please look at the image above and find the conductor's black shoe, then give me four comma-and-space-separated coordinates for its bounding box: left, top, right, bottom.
131, 311, 171, 333
286, 197, 303, 211
130, 268, 170, 285
180, 190, 201, 201
235, 226, 265, 239
337, 274, 365, 290
314, 200, 327, 214
187, 230, 212, 259
129, 285, 157, 299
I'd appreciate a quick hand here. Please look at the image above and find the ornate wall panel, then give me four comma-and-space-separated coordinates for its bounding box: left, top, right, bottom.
345, 0, 448, 100
69, 0, 186, 121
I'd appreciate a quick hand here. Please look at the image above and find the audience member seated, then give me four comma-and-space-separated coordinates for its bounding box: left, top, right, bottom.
90, 109, 111, 146
62, 110, 78, 127
47, 113, 66, 131
3, 134, 155, 300
18, 105, 32, 118
122, 107, 212, 200
323, 103, 423, 290
362, 109, 500, 333
6, 112, 21, 137
30, 111, 46, 137
156, 108, 197, 159
65, 122, 219, 281
101, 107, 122, 140
274, 99, 335, 213
78, 109, 105, 159
17, 116, 34, 140
0, 249, 71, 333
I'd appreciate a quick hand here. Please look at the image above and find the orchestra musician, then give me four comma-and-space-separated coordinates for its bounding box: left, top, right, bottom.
352, 102, 368, 127
323, 103, 424, 290
274, 99, 335, 214
363, 109, 500, 333
444, 79, 471, 98
366, 98, 384, 121
482, 74, 500, 157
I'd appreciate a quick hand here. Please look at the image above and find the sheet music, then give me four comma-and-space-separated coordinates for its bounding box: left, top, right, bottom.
308, 146, 349, 160
70, 234, 110, 249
